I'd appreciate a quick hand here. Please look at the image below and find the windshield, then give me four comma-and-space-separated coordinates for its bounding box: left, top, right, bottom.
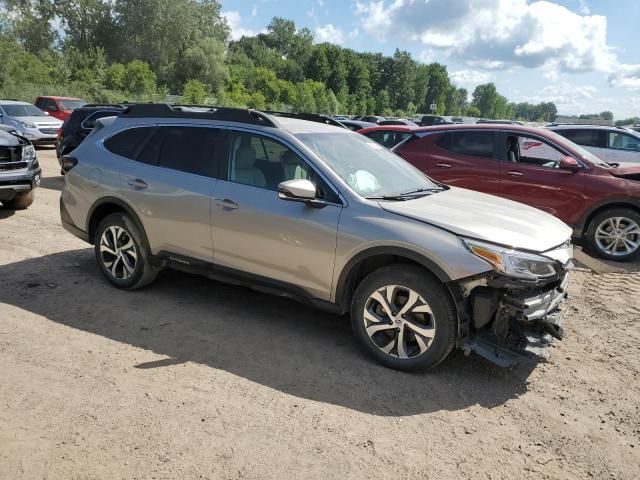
546, 129, 609, 166
295, 131, 440, 197
59, 100, 86, 110
1, 104, 47, 117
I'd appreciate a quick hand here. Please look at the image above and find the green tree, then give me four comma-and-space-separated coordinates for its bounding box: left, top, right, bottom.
305, 46, 330, 83
174, 37, 229, 93
105, 63, 126, 90
600, 111, 614, 121
124, 60, 156, 95
182, 79, 208, 104
472, 83, 498, 118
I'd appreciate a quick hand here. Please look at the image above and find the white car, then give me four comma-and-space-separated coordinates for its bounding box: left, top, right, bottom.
547, 125, 640, 164
0, 100, 63, 145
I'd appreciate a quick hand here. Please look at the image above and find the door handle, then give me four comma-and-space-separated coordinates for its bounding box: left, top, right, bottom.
436, 163, 452, 169
127, 178, 148, 189
506, 171, 524, 177
215, 198, 239, 210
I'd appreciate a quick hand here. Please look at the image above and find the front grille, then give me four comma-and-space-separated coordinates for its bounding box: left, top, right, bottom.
38, 128, 57, 135
0, 146, 27, 171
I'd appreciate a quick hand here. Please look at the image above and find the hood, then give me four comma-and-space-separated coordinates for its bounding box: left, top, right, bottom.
14, 115, 63, 126
0, 129, 21, 147
379, 187, 572, 253
609, 163, 640, 180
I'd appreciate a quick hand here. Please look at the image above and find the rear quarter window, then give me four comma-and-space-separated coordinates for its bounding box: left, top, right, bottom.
103, 127, 155, 160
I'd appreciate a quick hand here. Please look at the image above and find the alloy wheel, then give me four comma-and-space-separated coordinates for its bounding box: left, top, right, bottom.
363, 285, 436, 359
99, 225, 138, 279
595, 216, 640, 257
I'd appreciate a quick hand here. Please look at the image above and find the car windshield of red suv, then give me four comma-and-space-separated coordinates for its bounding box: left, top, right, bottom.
59, 100, 86, 110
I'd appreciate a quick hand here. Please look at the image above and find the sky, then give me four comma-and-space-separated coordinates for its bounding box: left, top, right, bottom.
220, 0, 640, 119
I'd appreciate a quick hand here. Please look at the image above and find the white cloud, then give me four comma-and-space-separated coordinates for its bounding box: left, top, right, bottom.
315, 24, 344, 44
515, 82, 599, 111
348, 28, 359, 39
222, 11, 263, 41
355, 0, 616, 74
609, 64, 640, 90
251, 5, 257, 17
450, 70, 493, 88
578, 0, 591, 15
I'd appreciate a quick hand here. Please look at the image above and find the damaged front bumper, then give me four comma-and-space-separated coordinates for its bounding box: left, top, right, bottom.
459, 271, 570, 368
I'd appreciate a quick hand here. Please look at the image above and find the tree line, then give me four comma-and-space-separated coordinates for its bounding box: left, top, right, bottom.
0, 0, 558, 121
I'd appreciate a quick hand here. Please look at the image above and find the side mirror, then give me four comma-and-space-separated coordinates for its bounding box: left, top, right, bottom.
278, 179, 326, 208
559, 156, 581, 171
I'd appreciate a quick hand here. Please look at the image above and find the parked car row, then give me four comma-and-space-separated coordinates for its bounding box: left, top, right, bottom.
59, 104, 572, 371
357, 123, 640, 261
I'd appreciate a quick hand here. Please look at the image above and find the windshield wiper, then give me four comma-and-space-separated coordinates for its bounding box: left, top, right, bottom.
366, 187, 444, 201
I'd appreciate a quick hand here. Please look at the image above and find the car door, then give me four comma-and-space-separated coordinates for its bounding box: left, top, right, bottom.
606, 130, 640, 164
210, 129, 342, 300
107, 124, 223, 262
497, 132, 585, 224
425, 130, 503, 195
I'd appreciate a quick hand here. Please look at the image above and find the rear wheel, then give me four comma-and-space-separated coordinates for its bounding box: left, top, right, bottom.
95, 213, 159, 289
350, 265, 457, 371
586, 208, 640, 262
3, 190, 35, 210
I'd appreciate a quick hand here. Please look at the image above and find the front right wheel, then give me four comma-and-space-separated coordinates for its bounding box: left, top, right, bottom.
350, 265, 457, 371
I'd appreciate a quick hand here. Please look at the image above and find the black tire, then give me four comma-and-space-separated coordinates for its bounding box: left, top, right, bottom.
4, 190, 35, 210
350, 265, 457, 371
94, 213, 159, 289
585, 208, 640, 262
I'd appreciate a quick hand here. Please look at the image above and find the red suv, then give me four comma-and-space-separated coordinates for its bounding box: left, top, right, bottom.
388, 124, 640, 261
34, 96, 86, 121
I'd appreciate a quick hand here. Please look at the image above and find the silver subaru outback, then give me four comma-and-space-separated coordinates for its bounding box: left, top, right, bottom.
60, 104, 573, 371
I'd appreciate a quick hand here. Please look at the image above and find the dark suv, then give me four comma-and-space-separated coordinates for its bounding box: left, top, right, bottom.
57, 104, 125, 162
394, 124, 640, 261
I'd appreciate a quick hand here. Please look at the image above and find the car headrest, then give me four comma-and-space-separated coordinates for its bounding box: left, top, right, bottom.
235, 146, 257, 168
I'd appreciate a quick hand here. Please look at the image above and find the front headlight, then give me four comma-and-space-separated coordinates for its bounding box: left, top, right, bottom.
22, 145, 36, 163
19, 121, 37, 129
463, 239, 558, 281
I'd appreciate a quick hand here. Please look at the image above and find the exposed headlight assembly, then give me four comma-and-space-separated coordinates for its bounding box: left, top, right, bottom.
22, 144, 36, 163
463, 239, 558, 281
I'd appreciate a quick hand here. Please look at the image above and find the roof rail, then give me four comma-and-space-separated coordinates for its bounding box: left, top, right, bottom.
264, 111, 347, 128
120, 103, 278, 128
83, 103, 127, 108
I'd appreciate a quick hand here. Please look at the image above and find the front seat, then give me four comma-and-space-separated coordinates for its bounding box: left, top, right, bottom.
232, 145, 266, 188
281, 150, 308, 181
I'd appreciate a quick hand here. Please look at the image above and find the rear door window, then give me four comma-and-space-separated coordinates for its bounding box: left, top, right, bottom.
104, 127, 156, 160
137, 126, 224, 177
437, 131, 497, 159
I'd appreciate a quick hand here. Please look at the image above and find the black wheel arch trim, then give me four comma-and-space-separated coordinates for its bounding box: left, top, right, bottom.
575, 196, 640, 237
334, 246, 453, 311
86, 196, 151, 252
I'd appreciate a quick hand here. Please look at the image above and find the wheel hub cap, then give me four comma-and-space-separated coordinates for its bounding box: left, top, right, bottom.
99, 226, 138, 279
595, 216, 640, 257
363, 285, 436, 359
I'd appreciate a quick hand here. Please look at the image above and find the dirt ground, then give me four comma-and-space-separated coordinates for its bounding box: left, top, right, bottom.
1, 148, 639, 480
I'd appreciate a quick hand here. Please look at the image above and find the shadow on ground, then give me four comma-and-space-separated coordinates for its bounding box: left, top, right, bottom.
0, 249, 537, 416
0, 207, 16, 219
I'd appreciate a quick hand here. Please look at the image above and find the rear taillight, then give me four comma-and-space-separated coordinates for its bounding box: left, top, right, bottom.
61, 155, 78, 172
